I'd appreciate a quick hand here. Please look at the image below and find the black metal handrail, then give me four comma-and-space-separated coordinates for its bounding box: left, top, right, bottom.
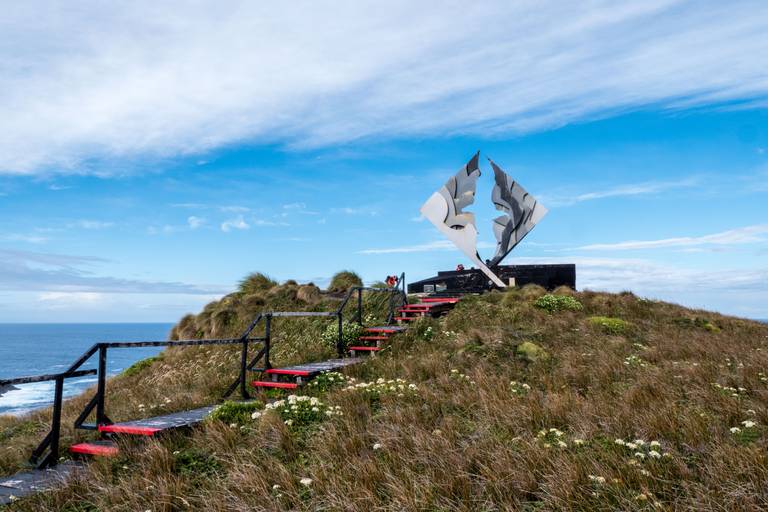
1, 369, 97, 469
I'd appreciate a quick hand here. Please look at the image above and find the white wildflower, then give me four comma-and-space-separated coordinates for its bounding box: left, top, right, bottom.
299, 477, 313, 487
741, 420, 757, 428
729, 427, 741, 434
588, 475, 606, 484
251, 411, 262, 419
649, 450, 661, 459
373, 443, 382, 450
614, 438, 625, 446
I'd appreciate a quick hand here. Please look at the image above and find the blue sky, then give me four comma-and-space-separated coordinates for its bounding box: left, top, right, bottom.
0, 1, 766, 321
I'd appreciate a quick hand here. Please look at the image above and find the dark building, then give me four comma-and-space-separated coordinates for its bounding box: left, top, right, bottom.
408, 264, 576, 294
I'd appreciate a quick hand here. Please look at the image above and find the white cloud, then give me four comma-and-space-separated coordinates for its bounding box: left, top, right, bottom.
542, 178, 699, 207
576, 224, 768, 251
2, 1, 768, 174
221, 215, 249, 232
1, 233, 48, 244
39, 291, 103, 304
187, 216, 205, 229
332, 207, 378, 216
70, 220, 114, 229
220, 205, 250, 213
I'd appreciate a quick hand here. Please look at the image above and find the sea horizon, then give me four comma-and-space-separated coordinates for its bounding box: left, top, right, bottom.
0, 322, 174, 416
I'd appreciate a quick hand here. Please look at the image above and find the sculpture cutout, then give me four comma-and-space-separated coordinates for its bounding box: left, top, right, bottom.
420, 152, 547, 288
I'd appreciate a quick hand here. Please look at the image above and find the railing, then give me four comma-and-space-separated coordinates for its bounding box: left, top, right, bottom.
1, 273, 406, 469
1, 369, 97, 469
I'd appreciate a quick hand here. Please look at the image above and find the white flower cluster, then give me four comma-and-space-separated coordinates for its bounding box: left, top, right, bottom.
588, 475, 606, 484
730, 419, 758, 434
614, 438, 669, 461
264, 395, 342, 427
536, 428, 568, 449
449, 369, 476, 384
343, 378, 418, 398
442, 330, 459, 337
712, 382, 748, 397
509, 381, 531, 396
307, 371, 351, 391
759, 371, 767, 383
623, 355, 648, 368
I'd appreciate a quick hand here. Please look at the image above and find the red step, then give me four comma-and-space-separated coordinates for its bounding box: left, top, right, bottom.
349, 346, 381, 352
400, 304, 436, 310
420, 297, 460, 303
69, 441, 119, 457
394, 316, 416, 322
251, 381, 298, 389
365, 327, 399, 334
265, 368, 311, 377
98, 424, 161, 436
358, 336, 389, 341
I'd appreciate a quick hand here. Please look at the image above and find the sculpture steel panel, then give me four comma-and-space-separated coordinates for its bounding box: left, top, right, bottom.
420, 152, 548, 288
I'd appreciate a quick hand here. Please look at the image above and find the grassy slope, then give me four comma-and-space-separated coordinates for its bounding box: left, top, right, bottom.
3, 281, 768, 511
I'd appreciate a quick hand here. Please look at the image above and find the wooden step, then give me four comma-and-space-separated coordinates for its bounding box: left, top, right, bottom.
349, 346, 381, 352
95, 405, 217, 437
251, 381, 298, 389
420, 297, 460, 303
69, 440, 119, 457
98, 424, 161, 436
358, 336, 389, 341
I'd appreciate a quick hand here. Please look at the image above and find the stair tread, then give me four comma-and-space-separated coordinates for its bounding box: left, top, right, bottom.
358, 336, 389, 341
349, 346, 381, 351
265, 368, 311, 376
365, 326, 406, 332
69, 440, 119, 457
251, 381, 298, 389
97, 405, 218, 436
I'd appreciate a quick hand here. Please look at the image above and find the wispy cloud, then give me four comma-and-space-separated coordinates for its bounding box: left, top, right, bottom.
332, 207, 378, 216
0, 248, 224, 294
69, 220, 114, 230
187, 216, 205, 229
221, 215, 249, 232
1, 233, 49, 244
2, 2, 768, 174
542, 178, 698, 207
576, 224, 768, 251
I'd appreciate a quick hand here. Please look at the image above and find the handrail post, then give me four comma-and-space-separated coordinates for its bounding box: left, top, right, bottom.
239, 336, 250, 400
264, 314, 272, 370
337, 312, 344, 358
96, 344, 108, 426
356, 288, 363, 326
48, 376, 64, 468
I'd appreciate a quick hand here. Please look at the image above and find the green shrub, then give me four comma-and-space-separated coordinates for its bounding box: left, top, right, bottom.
328, 270, 363, 293
122, 356, 162, 377
589, 316, 632, 335
239, 272, 278, 294
173, 448, 222, 477
320, 320, 364, 351
534, 294, 583, 313
673, 317, 721, 333
209, 400, 264, 425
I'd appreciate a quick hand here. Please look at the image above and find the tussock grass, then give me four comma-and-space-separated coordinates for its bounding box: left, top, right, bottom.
2, 280, 768, 511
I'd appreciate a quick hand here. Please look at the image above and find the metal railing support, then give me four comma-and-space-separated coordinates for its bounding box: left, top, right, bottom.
264, 315, 272, 370
96, 344, 108, 426
357, 288, 363, 325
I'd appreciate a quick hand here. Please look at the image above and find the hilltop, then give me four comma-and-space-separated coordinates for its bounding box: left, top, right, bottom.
2, 271, 767, 511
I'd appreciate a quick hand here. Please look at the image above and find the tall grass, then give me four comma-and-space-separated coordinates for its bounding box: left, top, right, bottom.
2, 282, 767, 511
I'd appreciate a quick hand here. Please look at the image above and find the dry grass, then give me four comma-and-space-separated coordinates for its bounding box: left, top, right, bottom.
3, 283, 768, 511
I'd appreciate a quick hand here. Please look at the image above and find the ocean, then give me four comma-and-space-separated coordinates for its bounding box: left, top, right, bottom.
0, 323, 173, 416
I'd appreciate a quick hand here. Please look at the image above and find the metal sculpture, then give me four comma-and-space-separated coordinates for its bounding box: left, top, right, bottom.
420, 152, 547, 288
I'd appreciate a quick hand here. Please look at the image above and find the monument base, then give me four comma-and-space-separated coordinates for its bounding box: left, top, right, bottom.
407, 264, 576, 294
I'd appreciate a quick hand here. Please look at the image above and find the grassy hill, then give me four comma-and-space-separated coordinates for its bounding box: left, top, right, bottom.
2, 272, 767, 511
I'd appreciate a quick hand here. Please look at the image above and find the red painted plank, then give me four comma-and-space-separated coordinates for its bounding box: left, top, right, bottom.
420, 297, 460, 303
69, 442, 119, 457
265, 368, 311, 376
349, 346, 381, 351
358, 336, 389, 341
365, 327, 398, 333
98, 424, 161, 436
251, 381, 298, 389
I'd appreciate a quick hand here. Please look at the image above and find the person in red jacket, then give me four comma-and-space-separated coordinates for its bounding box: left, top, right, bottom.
385, 275, 397, 287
